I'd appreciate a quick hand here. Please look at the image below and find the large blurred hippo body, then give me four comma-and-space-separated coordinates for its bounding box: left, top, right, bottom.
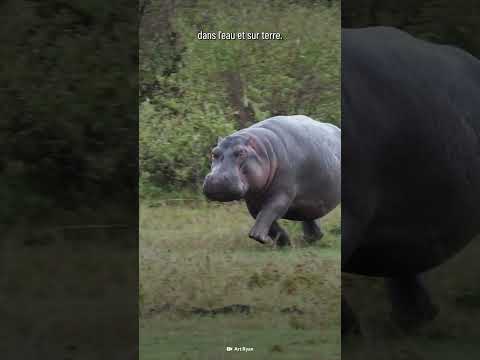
203, 115, 341, 246
342, 27, 480, 333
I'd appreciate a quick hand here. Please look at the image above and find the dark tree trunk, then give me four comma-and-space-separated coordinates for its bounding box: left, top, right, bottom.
224, 71, 255, 128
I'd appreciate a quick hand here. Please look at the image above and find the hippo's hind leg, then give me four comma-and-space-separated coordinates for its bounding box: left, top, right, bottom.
269, 221, 291, 247
302, 220, 324, 244
342, 295, 361, 335
386, 275, 438, 330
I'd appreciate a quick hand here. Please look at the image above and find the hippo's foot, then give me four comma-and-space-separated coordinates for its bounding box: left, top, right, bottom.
386, 276, 439, 331
269, 221, 291, 247
249, 225, 273, 245
390, 301, 439, 332
342, 296, 361, 336
302, 220, 324, 244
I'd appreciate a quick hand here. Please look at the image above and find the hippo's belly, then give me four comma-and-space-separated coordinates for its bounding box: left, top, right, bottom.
344, 245, 446, 276
283, 199, 332, 221
343, 221, 475, 276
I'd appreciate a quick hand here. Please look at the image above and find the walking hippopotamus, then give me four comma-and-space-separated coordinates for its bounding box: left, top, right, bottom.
203, 115, 341, 246
342, 27, 480, 333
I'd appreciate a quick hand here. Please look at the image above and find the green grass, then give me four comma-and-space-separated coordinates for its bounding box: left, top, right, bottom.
141, 316, 339, 360
140, 201, 341, 359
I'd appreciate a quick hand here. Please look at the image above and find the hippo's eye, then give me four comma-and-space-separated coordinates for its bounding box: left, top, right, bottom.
211, 147, 222, 160
234, 149, 246, 158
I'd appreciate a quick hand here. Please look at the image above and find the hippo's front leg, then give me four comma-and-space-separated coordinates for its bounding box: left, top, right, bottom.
248, 193, 293, 244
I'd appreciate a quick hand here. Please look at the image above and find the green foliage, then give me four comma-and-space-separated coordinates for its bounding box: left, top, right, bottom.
180, 0, 341, 119
140, 78, 236, 190
140, 0, 341, 193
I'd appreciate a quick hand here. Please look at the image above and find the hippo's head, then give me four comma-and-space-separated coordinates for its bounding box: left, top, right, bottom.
203, 135, 271, 202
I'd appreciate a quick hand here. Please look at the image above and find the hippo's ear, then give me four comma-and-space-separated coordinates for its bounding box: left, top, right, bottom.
245, 136, 258, 152
245, 136, 255, 147
217, 136, 224, 144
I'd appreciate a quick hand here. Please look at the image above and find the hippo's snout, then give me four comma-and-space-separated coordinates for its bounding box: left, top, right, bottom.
203, 173, 246, 202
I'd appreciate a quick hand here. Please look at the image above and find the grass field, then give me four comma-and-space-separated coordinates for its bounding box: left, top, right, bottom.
140, 201, 341, 360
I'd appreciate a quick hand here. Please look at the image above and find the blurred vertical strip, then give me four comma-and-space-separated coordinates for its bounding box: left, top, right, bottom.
342, 1, 480, 359
0, 1, 138, 359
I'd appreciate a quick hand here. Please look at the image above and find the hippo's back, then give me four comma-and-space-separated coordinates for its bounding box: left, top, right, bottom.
251, 115, 341, 156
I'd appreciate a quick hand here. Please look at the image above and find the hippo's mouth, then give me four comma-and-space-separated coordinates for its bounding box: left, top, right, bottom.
204, 189, 245, 202
203, 181, 248, 202
202, 174, 248, 202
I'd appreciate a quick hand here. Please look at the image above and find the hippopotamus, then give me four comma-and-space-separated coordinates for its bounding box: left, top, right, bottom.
203, 115, 341, 246
342, 27, 480, 333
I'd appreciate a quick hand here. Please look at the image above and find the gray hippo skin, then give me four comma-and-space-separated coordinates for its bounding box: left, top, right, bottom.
203, 115, 341, 246
342, 27, 480, 333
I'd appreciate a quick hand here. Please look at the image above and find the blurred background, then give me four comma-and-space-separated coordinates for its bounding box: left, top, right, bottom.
1, 1, 137, 359
343, 0, 480, 57
342, 1, 480, 359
